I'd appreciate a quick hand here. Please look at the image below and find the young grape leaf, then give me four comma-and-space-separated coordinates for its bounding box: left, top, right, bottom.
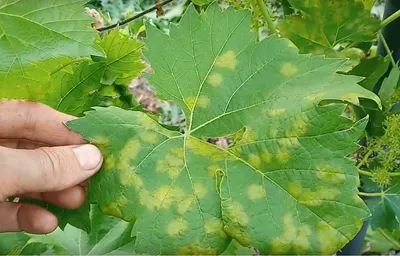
67, 3, 381, 255
42, 30, 145, 117
365, 226, 400, 253
379, 66, 400, 105
0, 0, 103, 100
278, 0, 380, 54
357, 0, 376, 10
347, 56, 390, 91
0, 205, 135, 255
369, 177, 400, 231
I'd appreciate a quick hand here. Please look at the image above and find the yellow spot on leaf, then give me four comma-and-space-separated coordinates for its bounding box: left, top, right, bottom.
316, 164, 346, 184
187, 137, 231, 161
91, 136, 110, 146
261, 150, 272, 163
100, 196, 128, 220
305, 92, 326, 102
207, 165, 221, 177
103, 154, 116, 171
271, 236, 291, 254
299, 187, 341, 206
167, 217, 188, 236
178, 242, 217, 255
137, 113, 158, 129
154, 185, 175, 209
197, 95, 210, 108
247, 184, 266, 201
156, 149, 184, 179
267, 108, 286, 117
248, 154, 261, 168
317, 222, 345, 254
186, 97, 196, 110
224, 200, 249, 227
276, 149, 291, 163
204, 217, 226, 237
117, 139, 141, 171
207, 72, 223, 87
177, 196, 195, 215
286, 113, 309, 137
280, 62, 298, 78
224, 226, 251, 246
278, 138, 300, 148
216, 50, 237, 70
269, 126, 278, 138
288, 182, 303, 198
193, 182, 207, 199
139, 130, 159, 144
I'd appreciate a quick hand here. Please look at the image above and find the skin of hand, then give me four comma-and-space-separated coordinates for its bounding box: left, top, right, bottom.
0, 100, 103, 234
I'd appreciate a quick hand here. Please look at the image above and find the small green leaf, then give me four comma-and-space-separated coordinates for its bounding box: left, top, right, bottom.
278, 0, 380, 54
347, 56, 390, 91
98, 30, 146, 85
191, 0, 213, 6
0, 0, 103, 101
67, 4, 381, 254
365, 227, 400, 253
379, 66, 400, 105
369, 178, 400, 231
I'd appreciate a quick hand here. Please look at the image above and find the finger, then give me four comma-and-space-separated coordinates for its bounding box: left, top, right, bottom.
0, 144, 102, 199
17, 186, 86, 210
0, 138, 49, 149
0, 100, 85, 146
0, 202, 58, 234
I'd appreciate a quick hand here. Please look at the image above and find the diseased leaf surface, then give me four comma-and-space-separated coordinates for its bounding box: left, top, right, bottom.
278, 0, 380, 54
68, 3, 380, 255
0, 0, 103, 100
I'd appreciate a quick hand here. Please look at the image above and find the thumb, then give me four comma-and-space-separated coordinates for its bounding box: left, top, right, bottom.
0, 144, 102, 199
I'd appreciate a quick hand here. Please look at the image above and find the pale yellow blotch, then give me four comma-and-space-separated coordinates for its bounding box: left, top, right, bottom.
299, 187, 341, 207
139, 130, 159, 144
267, 108, 286, 117
224, 226, 251, 246
261, 150, 272, 163
197, 95, 210, 109
276, 149, 291, 163
247, 184, 266, 201
353, 194, 365, 207
317, 222, 344, 254
340, 93, 363, 105
139, 189, 158, 211
172, 187, 185, 202
91, 136, 110, 145
171, 147, 184, 155
316, 170, 346, 184
167, 217, 188, 236
178, 242, 217, 255
280, 62, 298, 78
224, 200, 249, 227
187, 137, 232, 161
127, 173, 144, 189
288, 182, 303, 198
271, 237, 291, 254
204, 217, 226, 238
248, 154, 261, 168
215, 50, 237, 70
207, 165, 221, 177
186, 97, 196, 111
154, 185, 175, 209
282, 213, 296, 240
286, 113, 309, 137
177, 196, 195, 215
156, 151, 184, 179
103, 155, 116, 171
207, 72, 223, 87
100, 202, 123, 219
305, 92, 326, 102
117, 139, 141, 171
193, 182, 207, 199
119, 166, 136, 186
137, 113, 158, 129
269, 127, 278, 138
294, 226, 312, 254
278, 138, 300, 148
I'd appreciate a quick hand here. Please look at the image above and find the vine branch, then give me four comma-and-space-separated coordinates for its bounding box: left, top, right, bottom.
254, 0, 277, 34
358, 192, 384, 197
97, 0, 175, 32
379, 31, 397, 67
357, 148, 373, 169
381, 9, 400, 28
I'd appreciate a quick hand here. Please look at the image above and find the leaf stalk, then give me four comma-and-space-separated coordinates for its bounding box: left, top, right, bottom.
358, 169, 373, 177
357, 148, 374, 169
97, 0, 174, 32
358, 191, 384, 197
378, 228, 400, 249
379, 31, 397, 67
381, 9, 400, 28
254, 0, 277, 34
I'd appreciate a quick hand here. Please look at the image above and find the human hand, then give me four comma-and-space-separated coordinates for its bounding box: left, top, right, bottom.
0, 100, 103, 234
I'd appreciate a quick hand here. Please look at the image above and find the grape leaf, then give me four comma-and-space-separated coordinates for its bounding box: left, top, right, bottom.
369, 178, 400, 231
379, 66, 400, 105
0, 205, 135, 255
0, 0, 103, 100
357, 0, 376, 10
67, 3, 381, 254
365, 227, 400, 253
277, 0, 380, 54
42, 30, 145, 117
347, 56, 390, 91
191, 0, 213, 6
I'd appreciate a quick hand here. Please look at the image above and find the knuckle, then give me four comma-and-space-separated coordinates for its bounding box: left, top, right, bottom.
36, 147, 70, 190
